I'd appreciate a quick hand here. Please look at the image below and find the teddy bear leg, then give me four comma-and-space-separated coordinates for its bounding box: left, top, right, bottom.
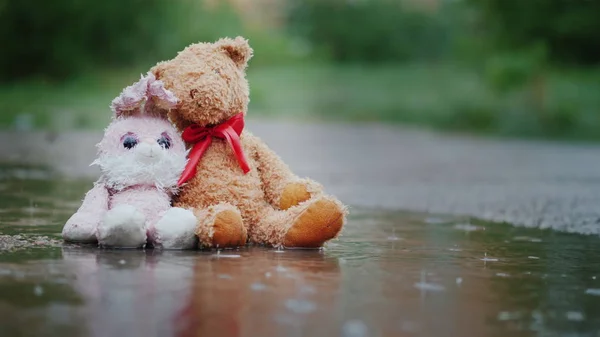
192, 203, 248, 249
252, 195, 347, 248
282, 195, 347, 248
278, 178, 322, 210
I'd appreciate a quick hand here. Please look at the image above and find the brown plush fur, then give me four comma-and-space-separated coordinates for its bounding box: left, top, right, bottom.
150, 36, 347, 248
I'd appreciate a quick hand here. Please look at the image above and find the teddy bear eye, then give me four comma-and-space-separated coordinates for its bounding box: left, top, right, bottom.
121, 134, 138, 149
157, 133, 171, 149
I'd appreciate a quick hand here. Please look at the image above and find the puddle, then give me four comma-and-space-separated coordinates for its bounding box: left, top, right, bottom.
1, 174, 600, 337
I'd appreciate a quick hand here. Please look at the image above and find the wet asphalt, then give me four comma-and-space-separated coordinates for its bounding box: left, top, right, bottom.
3, 121, 600, 337
2, 119, 600, 236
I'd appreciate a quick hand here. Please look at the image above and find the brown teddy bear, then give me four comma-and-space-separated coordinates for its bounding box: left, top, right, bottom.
149, 36, 347, 249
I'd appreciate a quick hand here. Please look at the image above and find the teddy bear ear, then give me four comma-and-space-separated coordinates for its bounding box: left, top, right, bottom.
150, 61, 167, 80
216, 36, 253, 69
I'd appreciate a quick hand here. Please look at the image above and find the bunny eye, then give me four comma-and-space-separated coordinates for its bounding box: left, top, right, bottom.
121, 134, 138, 149
157, 133, 171, 149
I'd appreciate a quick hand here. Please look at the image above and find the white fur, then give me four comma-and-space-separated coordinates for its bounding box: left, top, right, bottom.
98, 205, 147, 248
154, 208, 198, 249
62, 213, 98, 243
92, 145, 187, 193
62, 74, 195, 249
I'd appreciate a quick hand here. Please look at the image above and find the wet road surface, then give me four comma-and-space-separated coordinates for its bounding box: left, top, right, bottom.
1, 119, 600, 235
1, 177, 600, 337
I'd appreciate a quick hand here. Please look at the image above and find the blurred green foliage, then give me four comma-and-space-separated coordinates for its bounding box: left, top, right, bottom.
2, 0, 598, 76
0, 0, 599, 140
286, 0, 453, 63
0, 0, 182, 81
0, 0, 300, 82
464, 0, 600, 66
250, 63, 600, 140
483, 43, 548, 94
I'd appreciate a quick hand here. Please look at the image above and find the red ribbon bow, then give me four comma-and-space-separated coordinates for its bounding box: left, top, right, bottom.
177, 113, 250, 186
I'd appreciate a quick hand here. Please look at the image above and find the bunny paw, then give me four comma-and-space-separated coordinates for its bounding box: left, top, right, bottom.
98, 205, 147, 248
154, 208, 198, 249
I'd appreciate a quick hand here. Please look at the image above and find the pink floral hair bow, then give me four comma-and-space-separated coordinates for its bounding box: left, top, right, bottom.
110, 72, 178, 118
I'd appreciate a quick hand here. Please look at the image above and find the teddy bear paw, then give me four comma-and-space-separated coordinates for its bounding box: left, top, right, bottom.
154, 207, 198, 250
279, 181, 312, 210
283, 196, 345, 248
210, 209, 247, 249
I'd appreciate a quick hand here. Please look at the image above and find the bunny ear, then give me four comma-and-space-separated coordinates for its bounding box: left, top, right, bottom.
110, 73, 153, 118
147, 77, 178, 111
110, 72, 179, 119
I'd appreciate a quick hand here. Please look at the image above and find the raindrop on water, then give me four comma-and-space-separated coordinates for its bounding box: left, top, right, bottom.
285, 299, 316, 314
342, 319, 369, 337
585, 288, 600, 296
425, 217, 446, 224
414, 270, 445, 292
566, 311, 584, 321
481, 252, 498, 262
299, 285, 316, 294
497, 311, 521, 321
453, 223, 480, 232
34, 285, 43, 296
250, 283, 267, 291
401, 321, 419, 332
211, 254, 240, 258
387, 227, 402, 241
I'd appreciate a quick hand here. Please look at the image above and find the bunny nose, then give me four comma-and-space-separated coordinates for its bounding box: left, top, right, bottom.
135, 140, 162, 163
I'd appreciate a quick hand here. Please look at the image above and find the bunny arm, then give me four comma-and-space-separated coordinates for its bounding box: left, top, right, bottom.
246, 133, 323, 210
62, 182, 109, 243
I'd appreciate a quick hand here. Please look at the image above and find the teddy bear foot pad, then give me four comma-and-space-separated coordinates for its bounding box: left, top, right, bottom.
283, 198, 345, 248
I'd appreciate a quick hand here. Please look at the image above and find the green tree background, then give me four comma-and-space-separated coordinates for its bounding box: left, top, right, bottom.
0, 0, 598, 139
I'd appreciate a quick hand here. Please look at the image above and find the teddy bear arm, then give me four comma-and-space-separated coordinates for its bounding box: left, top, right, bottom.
248, 134, 322, 210
62, 182, 109, 243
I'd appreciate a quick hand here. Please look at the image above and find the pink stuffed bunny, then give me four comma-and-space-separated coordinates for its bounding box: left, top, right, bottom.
62, 72, 197, 249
